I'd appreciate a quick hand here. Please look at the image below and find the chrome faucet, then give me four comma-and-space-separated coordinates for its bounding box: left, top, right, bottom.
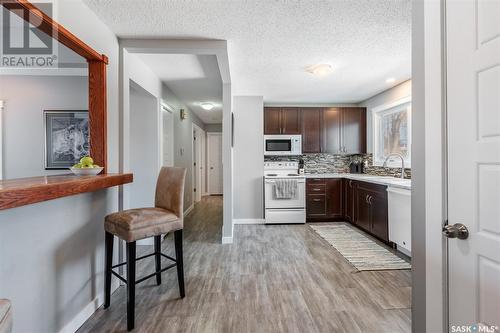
383, 153, 405, 179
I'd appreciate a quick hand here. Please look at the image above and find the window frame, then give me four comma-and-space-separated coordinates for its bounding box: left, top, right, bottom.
371, 96, 412, 168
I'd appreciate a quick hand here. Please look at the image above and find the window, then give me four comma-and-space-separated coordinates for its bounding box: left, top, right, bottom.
372, 96, 411, 167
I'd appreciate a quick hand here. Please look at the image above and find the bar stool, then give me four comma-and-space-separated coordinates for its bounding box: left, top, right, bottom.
0, 299, 13, 333
103, 167, 187, 331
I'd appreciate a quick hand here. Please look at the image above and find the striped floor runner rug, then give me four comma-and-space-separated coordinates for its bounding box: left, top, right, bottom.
310, 224, 411, 271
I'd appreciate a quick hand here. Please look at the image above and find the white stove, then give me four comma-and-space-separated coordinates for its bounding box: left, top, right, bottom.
264, 162, 306, 224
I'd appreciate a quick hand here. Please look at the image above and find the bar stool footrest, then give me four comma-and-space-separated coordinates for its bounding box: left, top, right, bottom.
110, 251, 178, 285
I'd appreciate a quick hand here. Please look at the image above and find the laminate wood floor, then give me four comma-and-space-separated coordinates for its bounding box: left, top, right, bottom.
78, 196, 411, 333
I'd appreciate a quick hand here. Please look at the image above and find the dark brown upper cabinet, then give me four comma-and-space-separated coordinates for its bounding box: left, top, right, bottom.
322, 107, 366, 154
264, 107, 282, 134
264, 107, 301, 134
323, 108, 342, 154
281, 108, 301, 134
300, 108, 323, 153
342, 107, 367, 154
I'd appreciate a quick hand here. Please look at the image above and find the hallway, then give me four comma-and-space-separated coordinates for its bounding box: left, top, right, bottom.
78, 196, 410, 333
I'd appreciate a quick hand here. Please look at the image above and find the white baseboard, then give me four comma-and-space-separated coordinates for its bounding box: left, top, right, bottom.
233, 218, 265, 225
59, 280, 120, 333
184, 203, 194, 216
221, 236, 233, 244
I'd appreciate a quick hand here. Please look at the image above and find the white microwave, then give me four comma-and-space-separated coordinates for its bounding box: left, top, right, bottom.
264, 135, 302, 156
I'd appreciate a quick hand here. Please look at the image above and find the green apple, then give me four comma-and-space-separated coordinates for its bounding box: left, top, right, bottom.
80, 156, 94, 167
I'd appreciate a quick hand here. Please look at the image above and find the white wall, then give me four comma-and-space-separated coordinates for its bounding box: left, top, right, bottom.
233, 96, 264, 222
129, 83, 159, 209
162, 83, 206, 212
0, 0, 121, 332
205, 123, 222, 132
120, 50, 163, 216
359, 79, 412, 153
0, 75, 88, 179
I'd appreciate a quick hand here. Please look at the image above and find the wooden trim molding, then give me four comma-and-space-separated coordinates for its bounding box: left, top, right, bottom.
1, 0, 109, 172
88, 60, 108, 171
0, 173, 133, 210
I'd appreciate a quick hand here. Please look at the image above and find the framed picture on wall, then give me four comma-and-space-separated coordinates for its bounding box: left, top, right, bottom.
44, 110, 89, 169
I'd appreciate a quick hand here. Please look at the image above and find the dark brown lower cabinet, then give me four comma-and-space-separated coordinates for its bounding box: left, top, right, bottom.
369, 189, 389, 241
355, 187, 372, 232
326, 179, 343, 218
343, 179, 356, 222
306, 178, 342, 221
307, 177, 388, 242
307, 195, 326, 216
355, 182, 388, 242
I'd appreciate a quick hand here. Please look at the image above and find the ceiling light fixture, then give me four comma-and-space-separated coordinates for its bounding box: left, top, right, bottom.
305, 63, 334, 77
200, 102, 214, 111
386, 77, 396, 83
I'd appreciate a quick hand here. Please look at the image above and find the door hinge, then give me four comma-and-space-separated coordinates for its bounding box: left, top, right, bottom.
194, 162, 196, 166
194, 188, 196, 192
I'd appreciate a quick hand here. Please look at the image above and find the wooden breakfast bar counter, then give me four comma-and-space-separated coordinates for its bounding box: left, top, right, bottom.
0, 173, 133, 210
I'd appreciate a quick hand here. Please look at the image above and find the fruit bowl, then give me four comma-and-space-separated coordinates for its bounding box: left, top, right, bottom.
70, 167, 104, 176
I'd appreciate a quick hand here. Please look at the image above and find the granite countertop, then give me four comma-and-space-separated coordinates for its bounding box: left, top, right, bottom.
304, 173, 411, 190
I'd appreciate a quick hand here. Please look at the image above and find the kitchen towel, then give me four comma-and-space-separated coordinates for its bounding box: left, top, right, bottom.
274, 179, 297, 199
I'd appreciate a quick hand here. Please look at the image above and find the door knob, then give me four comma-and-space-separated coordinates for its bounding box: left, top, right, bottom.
442, 223, 469, 240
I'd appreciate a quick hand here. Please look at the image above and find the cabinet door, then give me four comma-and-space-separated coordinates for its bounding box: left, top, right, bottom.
342, 107, 367, 154
356, 188, 372, 232
301, 108, 322, 153
322, 108, 342, 154
326, 179, 343, 218
281, 107, 301, 134
344, 179, 355, 222
307, 195, 326, 217
370, 191, 389, 241
264, 107, 282, 134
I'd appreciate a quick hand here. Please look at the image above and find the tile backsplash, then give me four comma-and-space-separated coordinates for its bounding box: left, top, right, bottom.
265, 153, 411, 179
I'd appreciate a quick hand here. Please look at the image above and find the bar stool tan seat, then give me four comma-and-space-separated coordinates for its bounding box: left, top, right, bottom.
103, 167, 187, 331
0, 299, 13, 333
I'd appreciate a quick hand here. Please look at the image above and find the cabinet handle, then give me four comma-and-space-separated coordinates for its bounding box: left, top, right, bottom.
349, 180, 353, 187
312, 188, 321, 191
365, 195, 369, 204
368, 196, 373, 204
312, 198, 321, 202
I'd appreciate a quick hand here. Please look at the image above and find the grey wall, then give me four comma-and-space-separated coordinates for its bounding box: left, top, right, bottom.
233, 96, 264, 220
0, 75, 88, 179
162, 83, 206, 211
129, 83, 158, 209
358, 79, 412, 153
205, 123, 222, 132
0, 1, 121, 332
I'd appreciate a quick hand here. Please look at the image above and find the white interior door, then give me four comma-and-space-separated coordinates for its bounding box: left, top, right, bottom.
207, 133, 223, 194
447, 0, 500, 330
161, 105, 174, 167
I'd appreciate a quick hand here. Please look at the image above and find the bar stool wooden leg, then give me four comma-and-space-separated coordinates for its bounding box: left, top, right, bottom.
154, 235, 162, 285
126, 241, 136, 331
104, 231, 113, 308
174, 230, 185, 298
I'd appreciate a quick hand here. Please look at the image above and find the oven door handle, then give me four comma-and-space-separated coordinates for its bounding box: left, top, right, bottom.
265, 180, 305, 184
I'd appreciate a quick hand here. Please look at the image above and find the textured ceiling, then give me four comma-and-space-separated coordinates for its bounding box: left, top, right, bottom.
84, 0, 411, 104
135, 54, 223, 124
